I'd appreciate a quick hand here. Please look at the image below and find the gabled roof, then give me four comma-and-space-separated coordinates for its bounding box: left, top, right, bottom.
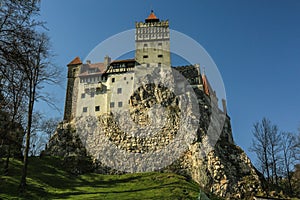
67, 56, 82, 66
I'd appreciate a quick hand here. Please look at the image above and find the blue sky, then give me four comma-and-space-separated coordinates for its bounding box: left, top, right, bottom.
38, 0, 300, 163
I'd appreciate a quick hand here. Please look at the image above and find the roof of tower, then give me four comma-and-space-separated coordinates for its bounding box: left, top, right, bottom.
67, 56, 82, 66
145, 10, 160, 23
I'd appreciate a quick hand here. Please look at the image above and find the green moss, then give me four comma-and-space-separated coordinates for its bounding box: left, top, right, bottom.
0, 157, 201, 199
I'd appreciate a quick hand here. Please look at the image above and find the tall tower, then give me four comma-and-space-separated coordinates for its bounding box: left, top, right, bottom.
135, 11, 171, 67
63, 56, 82, 121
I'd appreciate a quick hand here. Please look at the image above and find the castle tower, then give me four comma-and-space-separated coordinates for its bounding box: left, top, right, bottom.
135, 11, 171, 67
63, 56, 82, 121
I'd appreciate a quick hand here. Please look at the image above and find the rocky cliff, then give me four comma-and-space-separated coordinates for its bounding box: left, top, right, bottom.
44, 67, 265, 199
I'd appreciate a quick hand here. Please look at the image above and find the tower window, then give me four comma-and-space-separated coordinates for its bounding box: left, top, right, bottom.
83, 107, 88, 113
91, 92, 95, 98
143, 55, 148, 58
118, 102, 123, 107
95, 106, 100, 112
81, 93, 85, 99
117, 88, 122, 94
112, 77, 115, 83
158, 54, 163, 58
143, 44, 148, 47
124, 77, 126, 80
110, 102, 115, 108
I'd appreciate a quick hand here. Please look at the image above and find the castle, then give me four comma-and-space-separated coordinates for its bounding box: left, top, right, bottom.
48, 11, 265, 199
63, 11, 227, 122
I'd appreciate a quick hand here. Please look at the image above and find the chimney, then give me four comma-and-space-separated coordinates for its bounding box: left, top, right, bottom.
104, 55, 111, 67
222, 99, 227, 114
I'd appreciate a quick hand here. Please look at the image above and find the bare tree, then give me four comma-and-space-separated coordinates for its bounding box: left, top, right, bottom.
0, 0, 41, 175
19, 32, 60, 191
250, 118, 272, 181
268, 124, 281, 185
28, 114, 60, 156
280, 132, 297, 194
40, 117, 60, 141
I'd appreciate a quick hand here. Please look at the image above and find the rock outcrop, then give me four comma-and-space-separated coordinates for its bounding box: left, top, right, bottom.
44, 67, 265, 199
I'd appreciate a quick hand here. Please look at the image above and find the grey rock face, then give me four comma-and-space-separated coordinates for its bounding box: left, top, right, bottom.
44, 66, 264, 199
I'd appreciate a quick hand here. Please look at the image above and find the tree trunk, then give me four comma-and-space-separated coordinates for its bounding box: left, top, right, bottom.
19, 84, 35, 192
4, 144, 10, 175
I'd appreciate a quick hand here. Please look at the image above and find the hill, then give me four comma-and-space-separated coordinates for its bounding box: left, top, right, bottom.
0, 157, 213, 200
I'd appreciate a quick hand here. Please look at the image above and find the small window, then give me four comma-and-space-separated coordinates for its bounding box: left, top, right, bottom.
158, 54, 163, 58
131, 77, 133, 80
81, 93, 85, 99
91, 92, 95, 98
95, 106, 100, 112
143, 44, 148, 47
110, 102, 115, 108
158, 63, 161, 67
73, 69, 76, 73
143, 55, 148, 58
124, 77, 126, 80
158, 43, 162, 46
83, 107, 87, 112
112, 77, 115, 83
117, 88, 122, 94
146, 64, 150, 68
118, 102, 123, 107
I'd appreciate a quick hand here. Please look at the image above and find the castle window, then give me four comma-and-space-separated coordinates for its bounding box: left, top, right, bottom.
73, 69, 76, 73
158, 43, 162, 46
81, 93, 85, 99
117, 88, 122, 94
91, 92, 95, 98
158, 63, 161, 67
143, 44, 148, 48
95, 106, 100, 112
143, 55, 148, 58
147, 64, 150, 68
131, 77, 133, 80
124, 77, 126, 80
83, 107, 87, 112
110, 102, 115, 108
118, 102, 123, 107
112, 77, 115, 83
158, 54, 163, 58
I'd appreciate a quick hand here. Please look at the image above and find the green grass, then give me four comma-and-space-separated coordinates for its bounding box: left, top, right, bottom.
0, 157, 201, 199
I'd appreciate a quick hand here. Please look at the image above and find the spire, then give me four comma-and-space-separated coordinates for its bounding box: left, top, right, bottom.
145, 10, 159, 23
67, 56, 82, 66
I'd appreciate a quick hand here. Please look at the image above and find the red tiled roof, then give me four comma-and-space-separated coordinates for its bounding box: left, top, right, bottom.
147, 11, 158, 20
78, 63, 106, 77
67, 56, 82, 66
202, 74, 210, 96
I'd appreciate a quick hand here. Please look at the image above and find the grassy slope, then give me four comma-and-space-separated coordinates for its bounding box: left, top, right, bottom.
0, 157, 201, 199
